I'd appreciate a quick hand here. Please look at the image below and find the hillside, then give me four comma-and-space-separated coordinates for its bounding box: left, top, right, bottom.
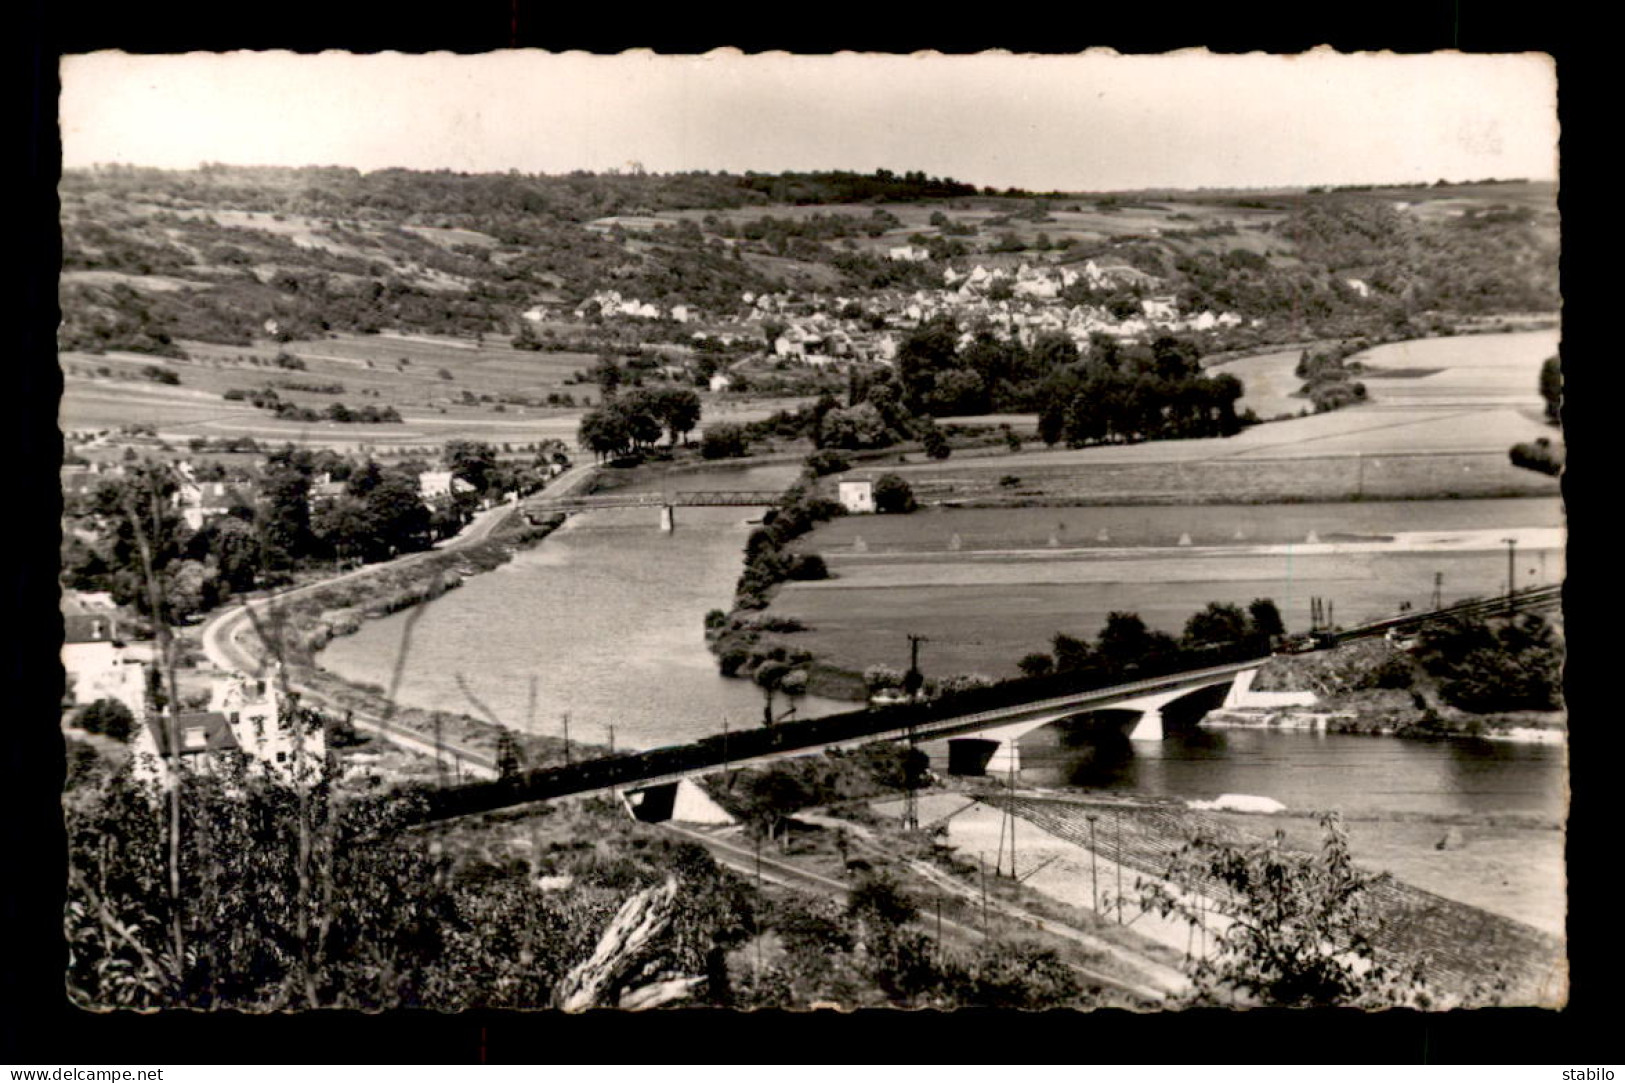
58, 167, 1558, 360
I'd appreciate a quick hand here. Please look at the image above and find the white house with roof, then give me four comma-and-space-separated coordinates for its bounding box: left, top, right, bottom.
61, 609, 149, 720
131, 711, 241, 789
837, 480, 875, 514
418, 470, 477, 503
209, 668, 327, 784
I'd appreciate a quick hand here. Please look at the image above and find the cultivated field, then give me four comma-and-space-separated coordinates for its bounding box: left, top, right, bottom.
770, 543, 1562, 682
59, 331, 807, 451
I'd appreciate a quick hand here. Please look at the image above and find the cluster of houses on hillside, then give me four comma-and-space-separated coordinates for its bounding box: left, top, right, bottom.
550, 257, 1252, 372
61, 590, 326, 791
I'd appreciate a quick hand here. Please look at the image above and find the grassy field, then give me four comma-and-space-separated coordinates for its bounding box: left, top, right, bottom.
807, 497, 1562, 553
767, 545, 1562, 683
59, 330, 810, 450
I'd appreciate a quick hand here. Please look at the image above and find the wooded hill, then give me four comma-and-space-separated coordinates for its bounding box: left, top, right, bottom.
58, 166, 1558, 357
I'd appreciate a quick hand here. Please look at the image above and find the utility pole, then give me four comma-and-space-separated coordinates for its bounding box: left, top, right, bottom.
1432, 572, 1444, 612
902, 721, 919, 832
1007, 755, 1018, 878
562, 712, 571, 765
905, 634, 929, 700
1087, 814, 1100, 912
1115, 808, 1124, 924
1503, 537, 1518, 613
980, 853, 989, 933
608, 723, 615, 754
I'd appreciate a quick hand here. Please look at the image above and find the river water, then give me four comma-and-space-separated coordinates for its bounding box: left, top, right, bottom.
319, 463, 852, 752
319, 462, 1565, 821
1011, 725, 1566, 820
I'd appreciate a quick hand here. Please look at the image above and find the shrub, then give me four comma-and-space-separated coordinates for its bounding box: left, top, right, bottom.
74, 698, 136, 741
785, 553, 830, 581
873, 474, 916, 514
804, 449, 851, 477
701, 423, 750, 460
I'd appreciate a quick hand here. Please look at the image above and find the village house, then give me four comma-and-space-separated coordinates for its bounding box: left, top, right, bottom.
209, 668, 327, 784
61, 605, 150, 720
418, 470, 477, 503
131, 711, 242, 788
170, 462, 236, 530
837, 479, 876, 514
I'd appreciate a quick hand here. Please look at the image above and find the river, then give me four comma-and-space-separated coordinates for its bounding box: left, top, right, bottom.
319, 458, 1563, 822
1007, 725, 1566, 820
318, 463, 852, 751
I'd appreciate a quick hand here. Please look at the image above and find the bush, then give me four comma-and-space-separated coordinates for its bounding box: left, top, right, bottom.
804, 449, 851, 477
74, 698, 136, 741
1509, 437, 1563, 476
785, 553, 830, 581
701, 423, 750, 460
872, 474, 916, 514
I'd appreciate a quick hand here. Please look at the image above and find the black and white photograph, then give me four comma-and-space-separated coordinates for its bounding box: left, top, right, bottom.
46, 47, 1566, 1021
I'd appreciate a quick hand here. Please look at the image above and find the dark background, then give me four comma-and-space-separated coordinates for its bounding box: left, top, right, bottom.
12, 0, 1603, 1064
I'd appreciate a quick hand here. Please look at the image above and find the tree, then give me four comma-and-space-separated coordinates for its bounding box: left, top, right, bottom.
1140, 814, 1431, 1008
700, 423, 749, 460
74, 698, 136, 741
1539, 354, 1562, 424
593, 357, 623, 396
257, 454, 315, 569
443, 440, 499, 494
738, 769, 813, 849
919, 422, 951, 461
1050, 632, 1092, 672
653, 387, 702, 444
577, 408, 635, 462
872, 474, 916, 514
1017, 652, 1054, 678
804, 449, 850, 477
1183, 602, 1251, 646
86, 464, 193, 618
1097, 611, 1158, 668
1248, 598, 1286, 640
819, 403, 893, 451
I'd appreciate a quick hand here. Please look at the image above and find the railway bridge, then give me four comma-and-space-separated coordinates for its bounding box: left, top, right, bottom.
525, 489, 782, 531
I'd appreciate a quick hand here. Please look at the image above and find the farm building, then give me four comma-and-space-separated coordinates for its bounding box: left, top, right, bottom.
838, 480, 875, 514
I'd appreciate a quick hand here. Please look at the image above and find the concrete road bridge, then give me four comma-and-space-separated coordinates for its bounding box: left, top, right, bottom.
415, 654, 1272, 825
412, 581, 1563, 826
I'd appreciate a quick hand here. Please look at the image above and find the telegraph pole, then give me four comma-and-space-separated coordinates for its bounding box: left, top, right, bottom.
1432, 572, 1443, 611
1087, 814, 1100, 912
980, 853, 989, 933
1115, 808, 1124, 923
1503, 537, 1518, 613
905, 634, 929, 699
562, 712, 571, 765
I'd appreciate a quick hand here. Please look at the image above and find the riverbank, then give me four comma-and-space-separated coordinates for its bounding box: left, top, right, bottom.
958, 789, 1564, 1004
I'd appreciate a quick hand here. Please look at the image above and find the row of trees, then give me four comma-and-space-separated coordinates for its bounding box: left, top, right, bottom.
1017, 600, 1284, 678
576, 387, 702, 461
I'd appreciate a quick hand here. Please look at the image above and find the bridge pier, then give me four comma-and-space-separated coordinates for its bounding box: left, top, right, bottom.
620, 778, 734, 824
659, 504, 674, 532
1128, 707, 1165, 742
984, 738, 1021, 777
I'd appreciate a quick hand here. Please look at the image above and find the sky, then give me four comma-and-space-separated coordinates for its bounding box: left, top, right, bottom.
59, 50, 1559, 191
